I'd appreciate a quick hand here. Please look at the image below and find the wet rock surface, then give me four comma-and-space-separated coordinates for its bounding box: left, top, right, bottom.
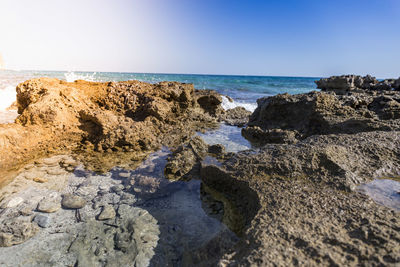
219, 106, 251, 127
164, 136, 208, 180
61, 194, 86, 209
0, 217, 39, 247
0, 151, 237, 266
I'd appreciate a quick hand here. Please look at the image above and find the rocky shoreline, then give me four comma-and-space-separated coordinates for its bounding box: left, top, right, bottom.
0, 75, 399, 266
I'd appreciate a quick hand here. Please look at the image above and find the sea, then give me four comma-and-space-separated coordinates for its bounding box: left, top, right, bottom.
0, 70, 319, 119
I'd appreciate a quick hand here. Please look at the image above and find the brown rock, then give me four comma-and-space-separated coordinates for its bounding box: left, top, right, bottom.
219, 106, 251, 127
97, 205, 116, 220
242, 91, 400, 145
164, 136, 208, 180
0, 218, 39, 247
33, 177, 48, 183
0, 78, 223, 178
37, 195, 61, 213
200, 130, 400, 266
61, 194, 86, 209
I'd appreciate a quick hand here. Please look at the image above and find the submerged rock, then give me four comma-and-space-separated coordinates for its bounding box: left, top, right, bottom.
33, 214, 51, 228
97, 205, 116, 220
164, 136, 208, 180
0, 217, 39, 247
2, 197, 24, 208
61, 194, 86, 209
37, 194, 61, 213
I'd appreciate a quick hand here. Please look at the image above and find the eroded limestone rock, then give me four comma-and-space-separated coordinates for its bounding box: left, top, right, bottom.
0, 217, 39, 247
242, 91, 400, 144
315, 74, 400, 93
200, 131, 400, 266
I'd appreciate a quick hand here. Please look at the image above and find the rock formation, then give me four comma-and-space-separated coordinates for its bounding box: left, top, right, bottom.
188, 75, 400, 266
315, 74, 400, 94
201, 131, 400, 265
0, 75, 399, 266
0, 78, 227, 184
242, 90, 400, 145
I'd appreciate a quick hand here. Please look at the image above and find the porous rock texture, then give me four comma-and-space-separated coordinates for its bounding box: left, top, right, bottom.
0, 78, 225, 184
201, 131, 400, 266
195, 76, 400, 265
243, 90, 400, 144
315, 74, 400, 94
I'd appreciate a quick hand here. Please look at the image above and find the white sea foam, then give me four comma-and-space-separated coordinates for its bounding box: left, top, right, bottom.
0, 85, 17, 111
64, 71, 97, 82
221, 95, 257, 112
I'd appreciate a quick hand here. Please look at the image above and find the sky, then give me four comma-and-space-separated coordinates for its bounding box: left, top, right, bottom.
0, 0, 399, 77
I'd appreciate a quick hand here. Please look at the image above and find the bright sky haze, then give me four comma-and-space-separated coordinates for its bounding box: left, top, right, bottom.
0, 0, 399, 77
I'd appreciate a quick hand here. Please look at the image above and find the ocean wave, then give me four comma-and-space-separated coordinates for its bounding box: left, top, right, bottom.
221, 95, 257, 112
64, 71, 97, 82
0, 85, 17, 111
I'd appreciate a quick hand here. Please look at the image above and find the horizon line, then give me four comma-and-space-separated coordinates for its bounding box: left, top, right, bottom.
0, 68, 331, 79
1, 68, 397, 80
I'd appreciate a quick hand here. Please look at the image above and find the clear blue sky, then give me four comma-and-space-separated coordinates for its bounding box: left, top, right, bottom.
0, 0, 399, 77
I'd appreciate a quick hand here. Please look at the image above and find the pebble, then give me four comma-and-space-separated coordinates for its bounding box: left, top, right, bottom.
62, 159, 78, 166
33, 214, 51, 228
5, 197, 24, 208
42, 158, 60, 166
97, 205, 116, 220
24, 172, 42, 180
19, 206, 34, 216
61, 194, 86, 209
120, 193, 136, 205
37, 197, 61, 213
111, 185, 124, 194
98, 185, 108, 191
33, 177, 48, 183
66, 166, 75, 172
46, 169, 65, 175
24, 164, 35, 170
119, 172, 131, 178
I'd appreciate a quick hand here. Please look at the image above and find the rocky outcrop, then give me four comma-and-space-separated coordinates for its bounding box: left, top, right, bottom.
315, 74, 400, 94
1, 75, 399, 265
242, 91, 400, 144
164, 136, 209, 180
219, 107, 251, 127
0, 78, 225, 183
201, 131, 400, 266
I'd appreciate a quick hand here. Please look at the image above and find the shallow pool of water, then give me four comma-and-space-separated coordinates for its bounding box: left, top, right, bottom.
357, 178, 400, 211
197, 124, 252, 152
115, 148, 238, 265
0, 148, 238, 266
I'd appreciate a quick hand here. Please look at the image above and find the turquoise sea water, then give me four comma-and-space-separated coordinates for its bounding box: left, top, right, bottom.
0, 70, 319, 112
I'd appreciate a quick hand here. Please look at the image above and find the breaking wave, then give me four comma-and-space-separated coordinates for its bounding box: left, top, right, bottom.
221, 95, 257, 112
64, 71, 97, 82
0, 85, 17, 111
